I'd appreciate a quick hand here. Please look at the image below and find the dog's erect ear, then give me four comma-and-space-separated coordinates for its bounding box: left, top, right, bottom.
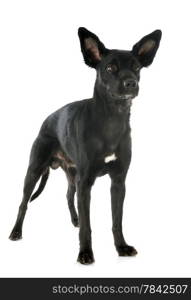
78, 27, 109, 68
132, 30, 162, 67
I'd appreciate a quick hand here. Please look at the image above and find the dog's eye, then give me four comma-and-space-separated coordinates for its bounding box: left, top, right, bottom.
106, 64, 118, 73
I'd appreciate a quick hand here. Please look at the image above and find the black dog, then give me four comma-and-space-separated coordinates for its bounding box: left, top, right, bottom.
9, 27, 162, 264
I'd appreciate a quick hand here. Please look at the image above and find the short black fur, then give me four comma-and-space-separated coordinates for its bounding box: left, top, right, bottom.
9, 27, 162, 264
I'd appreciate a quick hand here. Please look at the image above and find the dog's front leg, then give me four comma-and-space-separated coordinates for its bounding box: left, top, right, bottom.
76, 176, 95, 264
110, 172, 137, 257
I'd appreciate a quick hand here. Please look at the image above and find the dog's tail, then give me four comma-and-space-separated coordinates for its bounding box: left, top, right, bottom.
30, 167, 50, 202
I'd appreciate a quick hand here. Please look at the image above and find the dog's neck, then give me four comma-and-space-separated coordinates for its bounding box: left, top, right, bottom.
93, 84, 131, 116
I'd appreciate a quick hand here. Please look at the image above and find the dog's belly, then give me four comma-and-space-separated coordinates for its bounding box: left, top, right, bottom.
50, 150, 76, 170
50, 149, 118, 174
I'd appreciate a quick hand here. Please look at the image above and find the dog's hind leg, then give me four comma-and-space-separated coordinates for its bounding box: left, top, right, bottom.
66, 183, 78, 227
60, 163, 78, 227
9, 136, 54, 241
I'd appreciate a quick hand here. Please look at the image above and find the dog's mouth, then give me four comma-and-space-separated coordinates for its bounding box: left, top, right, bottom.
110, 93, 135, 105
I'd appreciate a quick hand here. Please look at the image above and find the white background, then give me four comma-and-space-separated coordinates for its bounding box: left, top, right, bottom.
0, 0, 191, 277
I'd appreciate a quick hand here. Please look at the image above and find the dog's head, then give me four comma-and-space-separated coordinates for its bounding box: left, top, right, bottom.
78, 27, 162, 107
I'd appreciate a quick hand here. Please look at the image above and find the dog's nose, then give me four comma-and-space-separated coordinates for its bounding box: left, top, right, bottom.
123, 78, 138, 89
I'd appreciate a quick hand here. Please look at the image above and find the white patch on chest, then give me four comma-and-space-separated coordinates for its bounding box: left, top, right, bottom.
104, 153, 117, 163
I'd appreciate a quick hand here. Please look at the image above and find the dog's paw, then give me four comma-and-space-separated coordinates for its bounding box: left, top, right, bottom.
77, 250, 95, 265
72, 217, 79, 227
9, 230, 22, 241
117, 245, 138, 257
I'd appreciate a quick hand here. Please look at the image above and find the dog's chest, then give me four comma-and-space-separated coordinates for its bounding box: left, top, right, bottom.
102, 117, 126, 151
104, 153, 117, 163
102, 117, 125, 139
88, 117, 128, 163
